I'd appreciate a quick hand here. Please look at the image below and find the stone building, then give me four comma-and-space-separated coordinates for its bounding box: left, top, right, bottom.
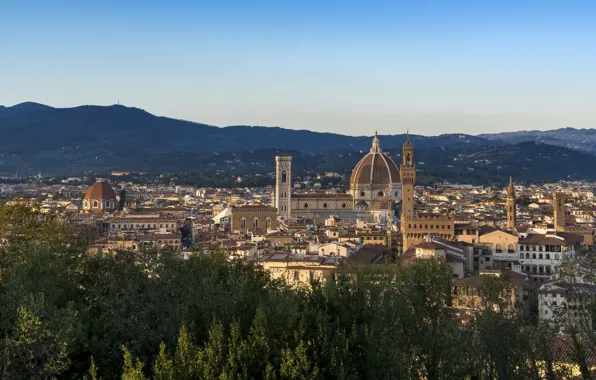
230, 205, 278, 234
83, 180, 117, 212
399, 135, 454, 251
553, 192, 593, 245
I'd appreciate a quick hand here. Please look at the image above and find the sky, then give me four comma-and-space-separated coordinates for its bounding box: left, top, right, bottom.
1, 0, 595, 136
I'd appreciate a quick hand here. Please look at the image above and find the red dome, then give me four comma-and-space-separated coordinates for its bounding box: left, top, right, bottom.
84, 181, 117, 201
350, 135, 400, 185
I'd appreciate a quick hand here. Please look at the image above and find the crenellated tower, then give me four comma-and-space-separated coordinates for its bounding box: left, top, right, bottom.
400, 133, 415, 220
553, 191, 566, 230
506, 177, 516, 231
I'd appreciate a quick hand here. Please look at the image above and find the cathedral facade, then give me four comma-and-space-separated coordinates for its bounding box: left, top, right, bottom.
273, 133, 401, 223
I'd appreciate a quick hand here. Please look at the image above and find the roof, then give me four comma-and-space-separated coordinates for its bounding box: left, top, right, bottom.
520, 232, 583, 246
350, 135, 400, 186
84, 181, 117, 201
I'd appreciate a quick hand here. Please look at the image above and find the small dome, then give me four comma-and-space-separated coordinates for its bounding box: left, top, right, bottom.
350, 134, 400, 185
84, 181, 117, 201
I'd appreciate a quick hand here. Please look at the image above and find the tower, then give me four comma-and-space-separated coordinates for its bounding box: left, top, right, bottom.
400, 133, 416, 221
553, 191, 566, 230
506, 177, 516, 231
275, 155, 292, 220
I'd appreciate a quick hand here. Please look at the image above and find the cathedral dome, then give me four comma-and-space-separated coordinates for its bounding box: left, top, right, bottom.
84, 181, 117, 201
350, 134, 400, 186
83, 180, 117, 212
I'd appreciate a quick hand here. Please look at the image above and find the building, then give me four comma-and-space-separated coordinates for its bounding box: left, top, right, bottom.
518, 231, 583, 281
452, 269, 527, 312
553, 192, 593, 245
506, 177, 516, 231
273, 133, 401, 223
400, 136, 454, 251
83, 180, 117, 212
230, 205, 278, 234
538, 280, 595, 333
401, 236, 468, 280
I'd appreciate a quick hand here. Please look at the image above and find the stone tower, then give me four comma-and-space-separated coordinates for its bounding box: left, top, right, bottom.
553, 191, 566, 229
275, 155, 292, 220
506, 177, 516, 231
400, 134, 416, 221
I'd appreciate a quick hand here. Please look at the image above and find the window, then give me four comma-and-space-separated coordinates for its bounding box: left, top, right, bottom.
495, 244, 502, 253
555, 254, 560, 260
342, 203, 347, 208
323, 203, 328, 208
253, 218, 259, 229
304, 203, 309, 209
378, 191, 384, 197
532, 253, 536, 259
240, 218, 246, 229
507, 244, 514, 253
281, 171, 287, 183
265, 218, 271, 229
539, 253, 543, 259
360, 191, 365, 197
93, 200, 98, 208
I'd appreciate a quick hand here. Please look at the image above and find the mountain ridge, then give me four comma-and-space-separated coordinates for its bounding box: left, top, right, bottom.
0, 102, 595, 184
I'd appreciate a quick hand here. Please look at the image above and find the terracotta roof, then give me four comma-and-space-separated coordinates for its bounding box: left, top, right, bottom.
84, 181, 117, 201
350, 136, 400, 185
520, 232, 583, 246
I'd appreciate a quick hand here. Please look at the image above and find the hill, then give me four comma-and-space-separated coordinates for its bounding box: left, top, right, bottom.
1, 102, 595, 184
0, 102, 498, 174
479, 127, 596, 154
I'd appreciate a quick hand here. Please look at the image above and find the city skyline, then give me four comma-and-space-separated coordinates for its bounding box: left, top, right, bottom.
2, 1, 596, 135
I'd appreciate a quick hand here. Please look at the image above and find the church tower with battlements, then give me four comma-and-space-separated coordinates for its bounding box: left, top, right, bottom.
506, 177, 516, 231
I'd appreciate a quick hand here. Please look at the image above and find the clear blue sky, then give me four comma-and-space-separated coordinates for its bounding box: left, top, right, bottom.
1, 0, 595, 135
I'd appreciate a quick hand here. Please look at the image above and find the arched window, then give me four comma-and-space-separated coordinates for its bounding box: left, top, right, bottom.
406, 153, 411, 166
545, 253, 550, 260
507, 244, 514, 253
253, 218, 259, 229
93, 200, 98, 208
281, 171, 287, 183
495, 244, 502, 253
555, 254, 560, 260
532, 253, 536, 259
240, 218, 246, 229
378, 191, 384, 197
526, 253, 530, 259
539, 253, 543, 260
265, 218, 271, 229
280, 190, 286, 199
360, 191, 365, 197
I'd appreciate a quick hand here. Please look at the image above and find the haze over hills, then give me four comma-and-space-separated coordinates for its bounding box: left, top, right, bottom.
1, 102, 595, 184
480, 128, 596, 154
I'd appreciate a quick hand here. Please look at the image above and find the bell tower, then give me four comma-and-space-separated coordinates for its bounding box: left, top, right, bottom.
275, 155, 292, 220
400, 133, 415, 221
506, 177, 516, 231
553, 191, 566, 230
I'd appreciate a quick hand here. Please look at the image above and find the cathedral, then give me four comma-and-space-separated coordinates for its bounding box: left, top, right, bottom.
274, 133, 401, 224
